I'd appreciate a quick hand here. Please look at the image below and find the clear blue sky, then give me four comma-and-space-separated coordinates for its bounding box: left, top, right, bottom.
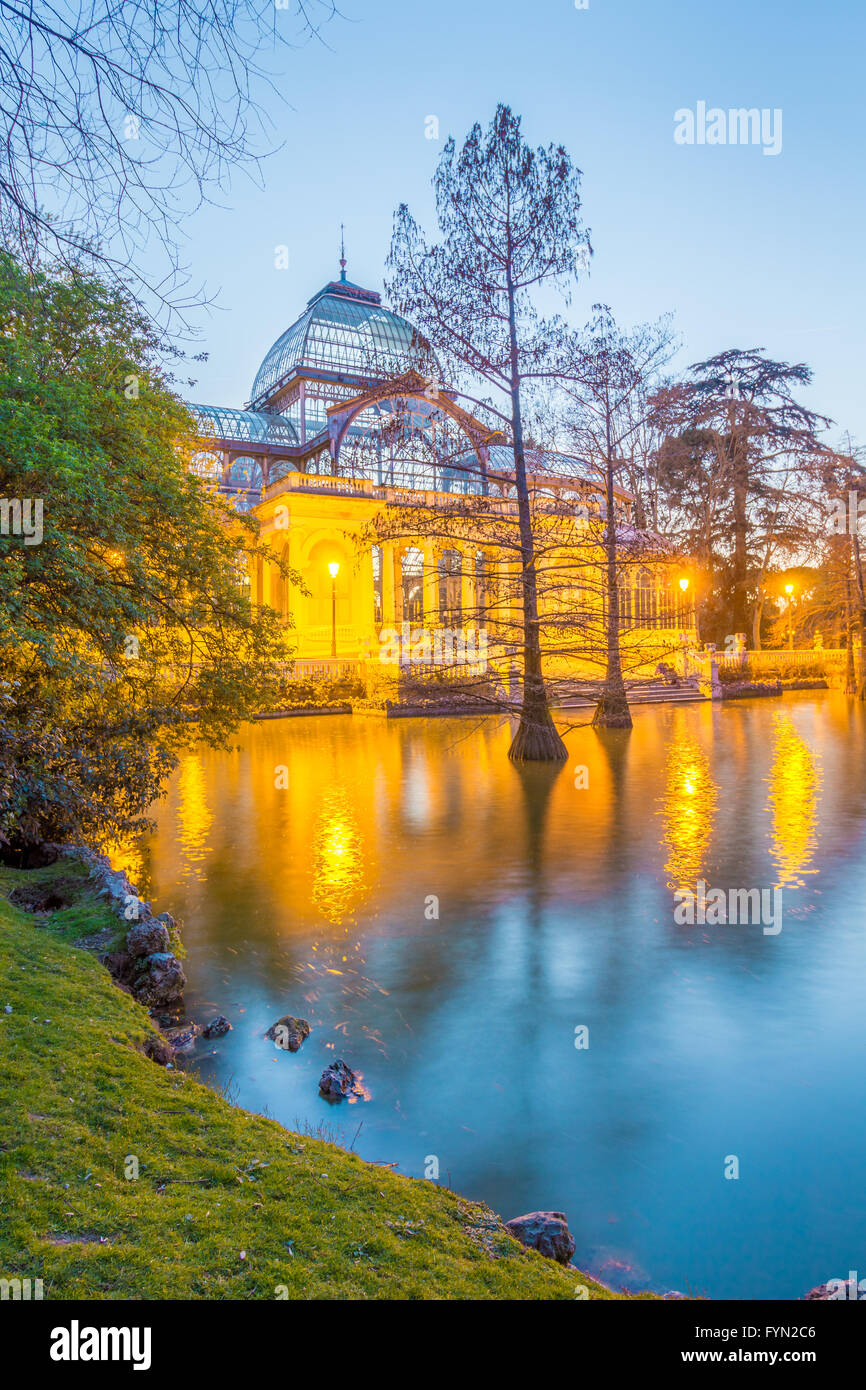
171, 0, 865, 445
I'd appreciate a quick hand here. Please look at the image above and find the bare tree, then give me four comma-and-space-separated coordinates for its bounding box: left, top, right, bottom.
0, 0, 336, 317
386, 104, 591, 762
560, 306, 678, 728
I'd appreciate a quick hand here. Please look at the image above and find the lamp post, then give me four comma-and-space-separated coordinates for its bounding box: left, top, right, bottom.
328, 561, 339, 658
784, 582, 795, 651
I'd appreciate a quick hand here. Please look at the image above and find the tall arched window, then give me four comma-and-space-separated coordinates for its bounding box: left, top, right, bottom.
401, 548, 424, 624
438, 550, 462, 626
635, 569, 656, 626
658, 578, 673, 629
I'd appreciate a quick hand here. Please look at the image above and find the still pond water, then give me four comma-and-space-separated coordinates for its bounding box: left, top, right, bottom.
126, 693, 866, 1299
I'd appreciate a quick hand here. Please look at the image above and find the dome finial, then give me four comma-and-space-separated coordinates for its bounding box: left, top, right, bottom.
339, 223, 347, 282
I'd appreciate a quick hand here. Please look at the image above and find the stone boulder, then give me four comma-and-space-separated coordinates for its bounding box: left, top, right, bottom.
143, 1035, 174, 1066
266, 1015, 310, 1052
100, 950, 137, 989
504, 1211, 576, 1265
203, 1015, 232, 1039
126, 918, 171, 957
133, 952, 186, 1007
318, 1059, 358, 1099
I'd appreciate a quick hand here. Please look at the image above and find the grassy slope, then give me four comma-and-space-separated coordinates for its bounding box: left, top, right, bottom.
0, 866, 637, 1301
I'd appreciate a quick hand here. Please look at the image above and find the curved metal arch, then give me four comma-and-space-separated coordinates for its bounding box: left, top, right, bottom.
327, 371, 504, 490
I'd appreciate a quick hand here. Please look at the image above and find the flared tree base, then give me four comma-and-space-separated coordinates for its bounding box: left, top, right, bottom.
593, 691, 633, 729
508, 707, 569, 762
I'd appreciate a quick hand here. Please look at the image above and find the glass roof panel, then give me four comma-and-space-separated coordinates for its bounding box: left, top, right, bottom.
188, 403, 299, 445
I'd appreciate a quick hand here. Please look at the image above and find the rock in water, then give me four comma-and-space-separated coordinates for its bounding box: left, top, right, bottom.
133, 952, 187, 1007
266, 1015, 311, 1052
163, 1022, 202, 1051
504, 1211, 576, 1265
126, 919, 171, 957
318, 1059, 358, 1099
203, 1015, 232, 1039
805, 1277, 862, 1300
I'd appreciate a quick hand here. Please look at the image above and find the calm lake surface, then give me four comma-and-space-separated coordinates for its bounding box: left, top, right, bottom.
126, 693, 866, 1299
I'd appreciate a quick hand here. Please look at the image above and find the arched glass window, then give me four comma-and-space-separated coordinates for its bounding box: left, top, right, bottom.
438, 550, 462, 626
228, 457, 263, 491
401, 547, 424, 624
226, 457, 263, 512
372, 545, 383, 626
190, 450, 222, 484
635, 569, 656, 626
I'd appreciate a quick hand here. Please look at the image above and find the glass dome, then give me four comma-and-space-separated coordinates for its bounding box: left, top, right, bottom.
248, 277, 435, 409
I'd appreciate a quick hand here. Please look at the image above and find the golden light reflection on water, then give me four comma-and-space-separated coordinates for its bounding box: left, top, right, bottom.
311, 790, 367, 925
767, 716, 821, 889
177, 752, 213, 875
660, 727, 718, 892
102, 836, 146, 891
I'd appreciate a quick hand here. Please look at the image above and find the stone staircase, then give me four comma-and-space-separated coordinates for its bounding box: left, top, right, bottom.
554, 677, 707, 711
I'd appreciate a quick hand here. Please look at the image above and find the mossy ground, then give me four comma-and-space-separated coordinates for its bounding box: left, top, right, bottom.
0, 865, 645, 1300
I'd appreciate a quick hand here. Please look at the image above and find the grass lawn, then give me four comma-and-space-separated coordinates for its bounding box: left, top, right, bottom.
0, 863, 640, 1300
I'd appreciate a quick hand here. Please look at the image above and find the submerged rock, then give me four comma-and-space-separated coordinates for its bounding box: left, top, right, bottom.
126, 918, 171, 957
133, 952, 186, 1007
203, 1015, 232, 1039
266, 1015, 310, 1052
504, 1211, 576, 1265
163, 1021, 202, 1052
805, 1277, 863, 1300
318, 1059, 358, 1099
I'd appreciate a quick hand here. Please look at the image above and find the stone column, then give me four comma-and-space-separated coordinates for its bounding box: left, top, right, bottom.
422, 542, 437, 629
385, 543, 400, 628
460, 547, 474, 631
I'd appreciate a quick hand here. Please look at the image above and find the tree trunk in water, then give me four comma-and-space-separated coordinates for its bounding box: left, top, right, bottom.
594, 450, 632, 730
852, 534, 866, 700
504, 267, 567, 762
844, 560, 856, 694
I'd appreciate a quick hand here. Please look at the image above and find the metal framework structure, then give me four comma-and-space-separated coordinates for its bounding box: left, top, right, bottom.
183, 261, 628, 512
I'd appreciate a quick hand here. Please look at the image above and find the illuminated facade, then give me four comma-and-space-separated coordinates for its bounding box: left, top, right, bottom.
188, 262, 695, 674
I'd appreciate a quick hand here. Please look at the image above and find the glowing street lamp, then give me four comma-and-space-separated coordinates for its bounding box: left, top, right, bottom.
678, 577, 690, 592
784, 581, 796, 650
328, 561, 340, 658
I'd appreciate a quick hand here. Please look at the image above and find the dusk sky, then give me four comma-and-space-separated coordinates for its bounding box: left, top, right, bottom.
168, 0, 864, 445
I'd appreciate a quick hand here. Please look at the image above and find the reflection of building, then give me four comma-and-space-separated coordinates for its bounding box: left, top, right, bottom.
188, 259, 695, 672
